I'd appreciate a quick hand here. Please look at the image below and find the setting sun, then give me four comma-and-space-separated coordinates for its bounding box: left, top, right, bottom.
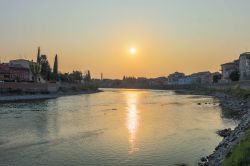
129, 48, 137, 55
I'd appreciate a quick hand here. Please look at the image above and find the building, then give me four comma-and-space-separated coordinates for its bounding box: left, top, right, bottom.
148, 77, 168, 87
9, 59, 33, 81
211, 72, 222, 83
221, 60, 239, 82
174, 71, 213, 85
0, 63, 11, 81
190, 71, 212, 84
239, 52, 250, 80
177, 76, 196, 85
0, 62, 30, 82
0, 59, 45, 82
167, 72, 185, 85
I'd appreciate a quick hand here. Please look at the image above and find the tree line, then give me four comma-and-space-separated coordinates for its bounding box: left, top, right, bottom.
30, 47, 91, 83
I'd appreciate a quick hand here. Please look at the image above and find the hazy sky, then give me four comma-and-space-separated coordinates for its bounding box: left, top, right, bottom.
1, 0, 250, 79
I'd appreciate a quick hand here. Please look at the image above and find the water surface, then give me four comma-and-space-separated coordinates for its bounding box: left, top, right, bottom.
0, 89, 237, 166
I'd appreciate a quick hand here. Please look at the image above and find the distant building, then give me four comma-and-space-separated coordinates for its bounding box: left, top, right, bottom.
177, 76, 196, 85
0, 59, 44, 82
148, 77, 168, 87
221, 60, 239, 82
0, 62, 30, 82
174, 71, 213, 85
0, 63, 11, 81
211, 72, 222, 83
167, 72, 185, 85
239, 52, 250, 80
9, 59, 33, 81
190, 71, 212, 84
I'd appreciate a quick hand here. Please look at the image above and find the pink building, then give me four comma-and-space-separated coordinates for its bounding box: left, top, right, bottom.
0, 62, 30, 82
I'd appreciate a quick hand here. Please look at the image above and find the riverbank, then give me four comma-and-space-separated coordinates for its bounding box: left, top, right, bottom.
175, 87, 250, 166
0, 89, 102, 102
203, 92, 250, 166
221, 127, 250, 165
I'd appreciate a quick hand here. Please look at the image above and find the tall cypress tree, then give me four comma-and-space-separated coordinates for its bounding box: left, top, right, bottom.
37, 47, 41, 64
53, 54, 58, 81
40, 55, 51, 81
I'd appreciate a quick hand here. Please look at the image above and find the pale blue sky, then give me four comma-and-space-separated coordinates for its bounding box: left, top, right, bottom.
1, 0, 250, 78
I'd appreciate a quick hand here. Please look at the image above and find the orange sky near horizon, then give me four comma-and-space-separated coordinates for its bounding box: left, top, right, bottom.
1, 0, 250, 79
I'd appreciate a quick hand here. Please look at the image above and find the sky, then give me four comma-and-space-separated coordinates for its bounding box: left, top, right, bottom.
1, 0, 250, 79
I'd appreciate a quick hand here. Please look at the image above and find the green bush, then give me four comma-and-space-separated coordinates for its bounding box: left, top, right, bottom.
224, 87, 250, 99
221, 126, 250, 166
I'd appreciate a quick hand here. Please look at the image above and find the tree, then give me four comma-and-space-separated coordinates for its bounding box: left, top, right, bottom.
71, 70, 83, 83
84, 70, 91, 82
53, 54, 58, 81
213, 74, 222, 83
58, 72, 70, 82
40, 55, 51, 81
37, 47, 41, 64
30, 61, 41, 83
229, 71, 240, 82
58, 71, 83, 83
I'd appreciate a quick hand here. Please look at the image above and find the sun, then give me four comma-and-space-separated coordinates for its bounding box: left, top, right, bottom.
129, 48, 137, 55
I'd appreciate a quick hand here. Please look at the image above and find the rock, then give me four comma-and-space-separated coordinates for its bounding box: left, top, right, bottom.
175, 163, 188, 166
188, 90, 250, 165
216, 128, 232, 138
198, 161, 208, 166
201, 157, 207, 162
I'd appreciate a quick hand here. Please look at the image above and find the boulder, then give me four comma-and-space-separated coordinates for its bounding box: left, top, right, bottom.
216, 128, 232, 138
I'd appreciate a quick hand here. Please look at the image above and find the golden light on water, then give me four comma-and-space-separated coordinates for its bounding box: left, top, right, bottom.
126, 91, 140, 154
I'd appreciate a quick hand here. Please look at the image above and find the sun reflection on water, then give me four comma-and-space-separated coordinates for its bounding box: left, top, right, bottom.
126, 91, 140, 154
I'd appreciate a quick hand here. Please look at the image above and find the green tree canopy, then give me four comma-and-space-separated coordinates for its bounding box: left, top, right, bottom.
40, 54, 51, 81
229, 70, 240, 82
30, 61, 41, 82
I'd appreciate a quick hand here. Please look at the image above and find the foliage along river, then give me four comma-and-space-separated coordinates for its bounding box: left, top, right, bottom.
0, 89, 237, 166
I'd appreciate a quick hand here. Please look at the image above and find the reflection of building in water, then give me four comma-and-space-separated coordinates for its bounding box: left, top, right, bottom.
126, 92, 140, 154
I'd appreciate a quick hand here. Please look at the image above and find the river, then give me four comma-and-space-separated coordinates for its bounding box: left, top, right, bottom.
0, 89, 237, 166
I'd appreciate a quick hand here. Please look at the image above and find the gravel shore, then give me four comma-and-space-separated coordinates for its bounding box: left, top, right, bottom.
198, 92, 250, 166
0, 90, 102, 102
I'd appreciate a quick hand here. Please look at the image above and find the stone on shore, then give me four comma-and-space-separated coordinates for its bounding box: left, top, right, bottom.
216, 128, 232, 138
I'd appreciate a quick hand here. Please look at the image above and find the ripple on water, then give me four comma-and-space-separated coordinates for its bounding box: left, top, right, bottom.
0, 89, 238, 166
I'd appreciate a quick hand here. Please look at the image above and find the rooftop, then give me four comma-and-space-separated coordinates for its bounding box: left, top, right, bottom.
240, 52, 250, 57
10, 59, 31, 63
221, 62, 237, 66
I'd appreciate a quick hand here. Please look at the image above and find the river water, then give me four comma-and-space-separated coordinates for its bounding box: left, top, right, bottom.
0, 89, 237, 166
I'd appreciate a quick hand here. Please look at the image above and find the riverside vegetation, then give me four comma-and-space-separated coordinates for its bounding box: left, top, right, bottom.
219, 87, 250, 166
221, 127, 250, 166
176, 85, 250, 166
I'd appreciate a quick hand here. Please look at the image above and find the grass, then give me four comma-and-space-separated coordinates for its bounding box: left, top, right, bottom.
224, 87, 250, 99
173, 85, 250, 165
221, 126, 250, 166
175, 85, 250, 165
184, 85, 250, 100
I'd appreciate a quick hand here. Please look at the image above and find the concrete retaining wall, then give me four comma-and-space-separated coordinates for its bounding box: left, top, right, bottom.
0, 82, 58, 93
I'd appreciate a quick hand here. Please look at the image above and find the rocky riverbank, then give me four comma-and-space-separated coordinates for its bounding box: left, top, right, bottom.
0, 89, 102, 102
197, 92, 250, 166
